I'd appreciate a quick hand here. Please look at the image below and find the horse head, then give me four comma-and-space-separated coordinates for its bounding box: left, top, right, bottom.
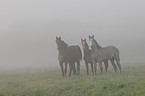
56, 36, 62, 50
89, 35, 102, 49
56, 36, 68, 52
89, 35, 95, 49
81, 38, 89, 50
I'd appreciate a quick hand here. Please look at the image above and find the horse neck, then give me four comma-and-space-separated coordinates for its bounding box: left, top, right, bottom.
92, 42, 100, 52
94, 40, 102, 49
83, 47, 89, 53
59, 43, 68, 56
83, 44, 89, 54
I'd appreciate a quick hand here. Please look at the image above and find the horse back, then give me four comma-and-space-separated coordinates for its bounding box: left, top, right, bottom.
103, 46, 119, 53
65, 45, 82, 61
102, 46, 120, 60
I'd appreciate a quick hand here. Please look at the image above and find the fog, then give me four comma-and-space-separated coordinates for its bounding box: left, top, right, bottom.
0, 0, 145, 69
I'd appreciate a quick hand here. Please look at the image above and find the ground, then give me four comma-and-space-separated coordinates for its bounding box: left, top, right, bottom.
0, 64, 145, 96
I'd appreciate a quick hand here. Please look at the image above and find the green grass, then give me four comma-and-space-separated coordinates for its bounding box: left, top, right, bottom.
0, 64, 145, 96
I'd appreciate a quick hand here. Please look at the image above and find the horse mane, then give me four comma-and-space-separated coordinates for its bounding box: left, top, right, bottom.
62, 40, 68, 47
94, 39, 102, 49
85, 42, 89, 49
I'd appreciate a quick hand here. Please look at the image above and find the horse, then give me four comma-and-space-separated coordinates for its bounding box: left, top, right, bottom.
89, 35, 121, 73
56, 36, 82, 77
81, 38, 94, 75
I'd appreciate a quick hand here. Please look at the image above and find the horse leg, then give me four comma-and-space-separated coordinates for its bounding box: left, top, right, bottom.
85, 62, 89, 75
99, 61, 103, 72
116, 60, 122, 73
60, 62, 64, 77
90, 61, 94, 75
69, 62, 73, 77
72, 62, 76, 75
110, 58, 117, 72
76, 60, 80, 75
93, 60, 97, 75
104, 60, 108, 72
64, 63, 67, 77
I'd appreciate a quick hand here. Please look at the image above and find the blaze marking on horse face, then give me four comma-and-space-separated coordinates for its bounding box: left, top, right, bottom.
82, 41, 86, 49
56, 40, 60, 50
89, 38, 93, 48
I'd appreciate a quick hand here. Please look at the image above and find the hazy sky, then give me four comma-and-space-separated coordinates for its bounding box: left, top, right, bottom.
0, 0, 145, 69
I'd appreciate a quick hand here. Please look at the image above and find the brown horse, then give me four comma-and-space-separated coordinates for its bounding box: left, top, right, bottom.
56, 36, 82, 77
81, 38, 94, 75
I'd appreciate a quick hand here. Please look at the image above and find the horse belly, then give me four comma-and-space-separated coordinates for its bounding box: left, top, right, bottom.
103, 48, 116, 60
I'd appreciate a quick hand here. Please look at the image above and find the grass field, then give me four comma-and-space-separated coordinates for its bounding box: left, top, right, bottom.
0, 64, 145, 96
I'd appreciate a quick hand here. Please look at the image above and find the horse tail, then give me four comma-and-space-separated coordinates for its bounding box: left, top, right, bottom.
118, 50, 120, 62
116, 47, 120, 62
77, 46, 82, 60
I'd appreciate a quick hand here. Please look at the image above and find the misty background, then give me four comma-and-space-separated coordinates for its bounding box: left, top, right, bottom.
0, 0, 145, 69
